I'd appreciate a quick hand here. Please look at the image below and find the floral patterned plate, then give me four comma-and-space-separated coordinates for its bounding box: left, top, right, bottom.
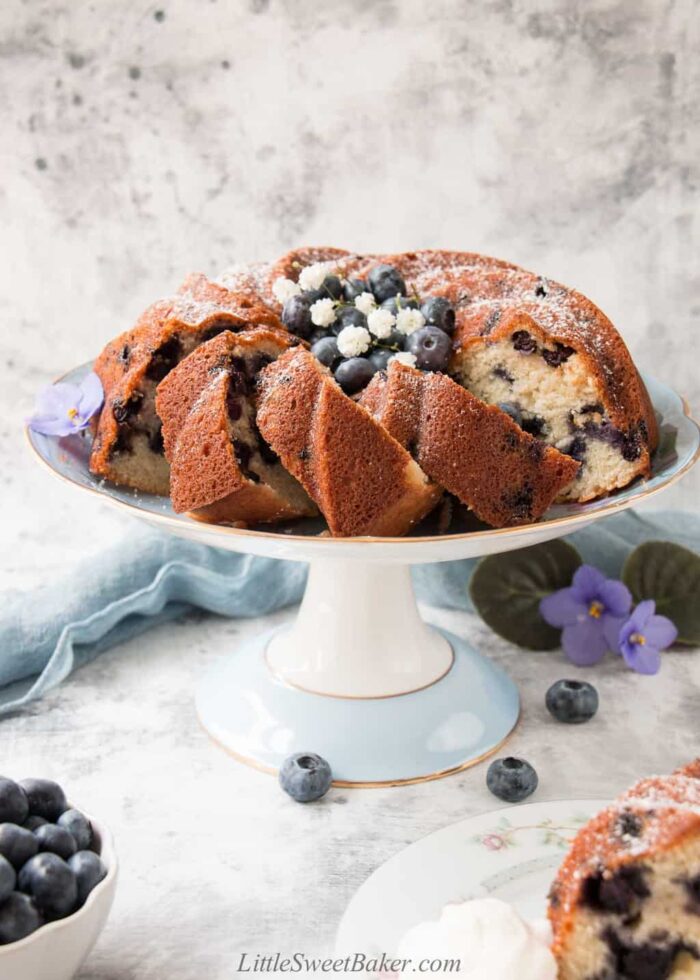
335, 799, 607, 957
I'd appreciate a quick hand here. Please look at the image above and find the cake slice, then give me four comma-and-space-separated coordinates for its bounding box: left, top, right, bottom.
361, 362, 580, 527
256, 349, 441, 537
90, 271, 281, 495
549, 760, 700, 979
155, 330, 316, 525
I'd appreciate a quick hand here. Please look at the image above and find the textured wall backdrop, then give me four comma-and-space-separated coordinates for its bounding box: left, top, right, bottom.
0, 0, 697, 579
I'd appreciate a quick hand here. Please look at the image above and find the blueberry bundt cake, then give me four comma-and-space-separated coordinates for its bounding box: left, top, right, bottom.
155, 330, 316, 525
256, 348, 441, 537
266, 248, 657, 502
360, 361, 580, 527
549, 760, 700, 979
90, 272, 281, 494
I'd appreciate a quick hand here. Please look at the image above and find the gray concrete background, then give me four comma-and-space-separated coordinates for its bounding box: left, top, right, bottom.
0, 2, 699, 976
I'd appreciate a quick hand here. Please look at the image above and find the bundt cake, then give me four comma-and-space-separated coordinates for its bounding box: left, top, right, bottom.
360, 361, 580, 527
266, 248, 658, 502
256, 348, 441, 537
155, 330, 316, 525
549, 760, 700, 979
90, 271, 281, 494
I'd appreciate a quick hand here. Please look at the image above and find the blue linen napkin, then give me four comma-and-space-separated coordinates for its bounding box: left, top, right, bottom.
2, 510, 699, 717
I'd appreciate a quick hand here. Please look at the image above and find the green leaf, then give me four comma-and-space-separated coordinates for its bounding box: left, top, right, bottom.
622, 541, 700, 646
469, 540, 582, 650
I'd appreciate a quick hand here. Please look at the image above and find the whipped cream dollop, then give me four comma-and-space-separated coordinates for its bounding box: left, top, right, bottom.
397, 898, 557, 980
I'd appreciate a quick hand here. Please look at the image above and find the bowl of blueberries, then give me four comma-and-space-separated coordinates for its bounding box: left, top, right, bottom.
0, 775, 117, 980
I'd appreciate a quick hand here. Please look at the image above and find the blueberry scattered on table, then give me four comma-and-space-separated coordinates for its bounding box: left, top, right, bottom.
546, 679, 599, 724
486, 757, 539, 803
279, 752, 333, 803
0, 775, 107, 945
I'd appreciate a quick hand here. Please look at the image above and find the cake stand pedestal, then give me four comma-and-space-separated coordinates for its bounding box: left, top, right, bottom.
196, 558, 519, 785
28, 366, 700, 786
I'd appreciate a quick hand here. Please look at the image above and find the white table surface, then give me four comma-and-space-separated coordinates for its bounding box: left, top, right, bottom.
2, 498, 700, 979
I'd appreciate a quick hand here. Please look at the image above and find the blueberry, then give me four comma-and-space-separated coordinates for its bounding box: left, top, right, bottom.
385, 328, 406, 351
0, 892, 42, 945
0, 778, 28, 825
320, 275, 343, 300
57, 810, 93, 852
334, 357, 376, 395
342, 278, 368, 302
68, 851, 107, 906
19, 779, 67, 822
498, 402, 522, 425
368, 348, 393, 372
333, 306, 368, 334
406, 325, 452, 372
23, 816, 47, 832
34, 824, 78, 861
281, 294, 313, 339
310, 336, 341, 370
301, 287, 324, 304
279, 752, 332, 803
18, 852, 78, 920
486, 757, 538, 803
546, 680, 599, 724
0, 823, 39, 869
512, 330, 537, 354
0, 854, 15, 903
420, 296, 456, 336
542, 343, 574, 368
367, 264, 406, 303
309, 328, 328, 345
380, 295, 419, 314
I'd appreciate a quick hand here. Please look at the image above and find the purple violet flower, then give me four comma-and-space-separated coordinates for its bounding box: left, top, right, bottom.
539, 565, 632, 666
618, 599, 678, 675
27, 373, 104, 437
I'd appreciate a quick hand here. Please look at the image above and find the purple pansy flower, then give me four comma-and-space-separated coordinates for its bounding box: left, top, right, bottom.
27, 373, 104, 436
618, 599, 678, 675
539, 565, 632, 666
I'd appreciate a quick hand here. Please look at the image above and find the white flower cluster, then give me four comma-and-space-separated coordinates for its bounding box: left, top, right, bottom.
367, 308, 395, 340
337, 325, 371, 358
395, 307, 425, 336
299, 262, 334, 292
390, 351, 418, 368
310, 298, 336, 327
272, 276, 301, 304
354, 292, 376, 316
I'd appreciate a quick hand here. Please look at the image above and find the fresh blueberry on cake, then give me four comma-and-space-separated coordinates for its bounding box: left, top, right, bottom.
549, 760, 700, 978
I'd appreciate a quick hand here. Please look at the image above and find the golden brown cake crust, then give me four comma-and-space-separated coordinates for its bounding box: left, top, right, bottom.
549, 762, 700, 962
90, 273, 283, 494
155, 330, 316, 524
361, 362, 580, 527
256, 348, 441, 537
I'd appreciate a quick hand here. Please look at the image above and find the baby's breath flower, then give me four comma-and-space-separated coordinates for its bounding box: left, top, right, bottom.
354, 292, 376, 316
367, 308, 395, 340
272, 277, 301, 304
390, 351, 418, 368
337, 325, 371, 358
299, 263, 330, 292
310, 298, 337, 327
395, 308, 426, 336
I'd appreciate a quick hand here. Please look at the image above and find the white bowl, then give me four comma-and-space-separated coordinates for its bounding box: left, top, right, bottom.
0, 815, 118, 980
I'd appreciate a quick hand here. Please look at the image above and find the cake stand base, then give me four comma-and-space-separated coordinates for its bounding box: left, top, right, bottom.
196, 625, 520, 787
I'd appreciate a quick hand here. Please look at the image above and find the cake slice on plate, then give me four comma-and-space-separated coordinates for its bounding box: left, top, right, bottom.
549, 760, 700, 979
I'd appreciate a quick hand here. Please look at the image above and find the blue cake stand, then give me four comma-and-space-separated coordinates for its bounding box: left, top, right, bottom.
28, 369, 700, 785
